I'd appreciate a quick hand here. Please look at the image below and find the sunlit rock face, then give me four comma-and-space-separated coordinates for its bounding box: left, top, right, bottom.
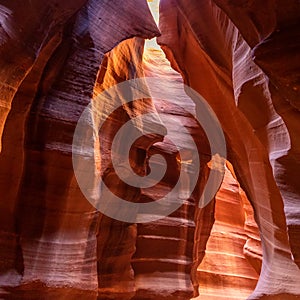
0, 0, 161, 298
196, 165, 261, 300
93, 36, 168, 299
158, 0, 300, 298
133, 44, 211, 299
211, 0, 300, 270
0, 0, 299, 299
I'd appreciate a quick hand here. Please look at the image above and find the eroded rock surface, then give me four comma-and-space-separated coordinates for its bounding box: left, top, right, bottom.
158, 0, 300, 298
196, 165, 260, 299
0, 0, 299, 299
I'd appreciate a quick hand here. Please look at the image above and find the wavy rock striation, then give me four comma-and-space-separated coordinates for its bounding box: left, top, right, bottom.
158, 0, 300, 298
0, 0, 299, 299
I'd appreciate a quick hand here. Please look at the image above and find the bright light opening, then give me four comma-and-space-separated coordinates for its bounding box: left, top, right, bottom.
146, 0, 160, 50
147, 0, 159, 25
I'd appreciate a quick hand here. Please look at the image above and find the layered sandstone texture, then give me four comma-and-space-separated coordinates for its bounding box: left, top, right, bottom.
158, 0, 300, 298
0, 0, 299, 300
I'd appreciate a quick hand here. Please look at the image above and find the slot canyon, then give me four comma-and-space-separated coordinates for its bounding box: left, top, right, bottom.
0, 0, 299, 299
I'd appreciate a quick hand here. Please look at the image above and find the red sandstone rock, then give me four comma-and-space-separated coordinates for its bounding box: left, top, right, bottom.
93, 36, 166, 299
0, 1, 160, 298
196, 165, 260, 299
133, 45, 204, 299
0, 0, 299, 299
211, 0, 300, 270
158, 0, 300, 298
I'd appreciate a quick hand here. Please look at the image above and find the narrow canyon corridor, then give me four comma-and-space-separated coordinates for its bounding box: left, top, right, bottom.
0, 0, 299, 299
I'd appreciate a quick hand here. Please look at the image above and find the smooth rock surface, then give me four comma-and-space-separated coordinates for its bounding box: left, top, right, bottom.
0, 0, 299, 299
158, 0, 300, 298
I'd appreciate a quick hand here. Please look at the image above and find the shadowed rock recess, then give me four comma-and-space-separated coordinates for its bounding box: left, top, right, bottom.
0, 0, 299, 299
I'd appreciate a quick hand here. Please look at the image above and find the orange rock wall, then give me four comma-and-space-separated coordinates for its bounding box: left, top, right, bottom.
0, 1, 299, 299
